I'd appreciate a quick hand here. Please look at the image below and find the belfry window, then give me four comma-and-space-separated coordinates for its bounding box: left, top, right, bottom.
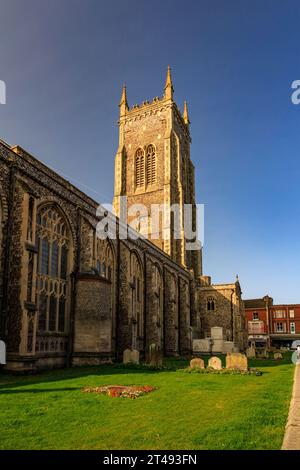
207, 297, 216, 311
36, 206, 70, 333
135, 148, 145, 188
146, 144, 156, 185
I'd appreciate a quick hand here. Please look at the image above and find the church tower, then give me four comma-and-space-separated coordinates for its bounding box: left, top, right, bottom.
113, 67, 202, 277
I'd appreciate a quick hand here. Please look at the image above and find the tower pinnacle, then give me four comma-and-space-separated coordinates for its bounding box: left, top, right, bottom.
183, 101, 190, 125
164, 65, 174, 100
119, 84, 129, 116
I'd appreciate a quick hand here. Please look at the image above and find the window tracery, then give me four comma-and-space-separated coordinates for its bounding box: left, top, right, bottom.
36, 206, 70, 334
207, 297, 216, 311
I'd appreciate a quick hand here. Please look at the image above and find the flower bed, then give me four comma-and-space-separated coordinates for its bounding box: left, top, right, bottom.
82, 385, 156, 399
179, 367, 262, 376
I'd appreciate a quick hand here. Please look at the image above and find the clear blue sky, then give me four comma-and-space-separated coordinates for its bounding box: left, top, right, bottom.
0, 0, 300, 303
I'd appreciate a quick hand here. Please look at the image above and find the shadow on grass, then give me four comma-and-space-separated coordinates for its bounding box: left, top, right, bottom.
0, 364, 176, 393
0, 353, 292, 393
0, 387, 80, 395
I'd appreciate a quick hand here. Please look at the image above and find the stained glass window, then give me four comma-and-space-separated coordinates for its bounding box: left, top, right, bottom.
36, 206, 69, 334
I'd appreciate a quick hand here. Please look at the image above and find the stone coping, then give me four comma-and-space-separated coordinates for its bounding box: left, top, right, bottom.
282, 364, 300, 450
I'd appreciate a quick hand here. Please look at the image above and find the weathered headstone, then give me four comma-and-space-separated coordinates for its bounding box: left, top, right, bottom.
212, 339, 224, 353
208, 356, 222, 370
123, 349, 131, 363
223, 341, 234, 353
246, 347, 256, 359
274, 352, 283, 360
123, 349, 139, 364
0, 340, 6, 365
193, 338, 211, 353
211, 327, 223, 340
130, 349, 139, 364
147, 343, 163, 367
226, 353, 248, 371
190, 357, 205, 369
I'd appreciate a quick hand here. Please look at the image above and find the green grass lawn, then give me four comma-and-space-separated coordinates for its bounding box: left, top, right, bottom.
0, 355, 295, 450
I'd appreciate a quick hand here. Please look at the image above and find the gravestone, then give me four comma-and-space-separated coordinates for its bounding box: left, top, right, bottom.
208, 356, 222, 370
130, 349, 139, 364
211, 327, 224, 353
226, 353, 248, 371
223, 341, 234, 353
193, 339, 209, 353
190, 357, 205, 369
123, 349, 131, 363
211, 327, 223, 340
193, 338, 211, 353
246, 347, 256, 359
0, 340, 6, 365
123, 349, 139, 364
147, 343, 163, 367
212, 339, 224, 353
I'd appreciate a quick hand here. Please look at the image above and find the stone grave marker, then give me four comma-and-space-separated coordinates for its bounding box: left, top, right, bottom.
147, 343, 163, 367
226, 352, 248, 371
246, 347, 256, 359
208, 356, 222, 370
192, 338, 211, 353
123, 349, 139, 364
0, 340, 5, 365
190, 357, 205, 369
211, 326, 223, 340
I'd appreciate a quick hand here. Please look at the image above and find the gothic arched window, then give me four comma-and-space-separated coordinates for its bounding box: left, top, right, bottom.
154, 266, 163, 321
146, 144, 156, 185
207, 297, 216, 312
135, 148, 145, 188
130, 252, 143, 350
36, 206, 70, 333
153, 266, 164, 349
96, 239, 114, 281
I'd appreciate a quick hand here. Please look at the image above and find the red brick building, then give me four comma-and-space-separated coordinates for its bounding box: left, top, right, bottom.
245, 296, 300, 349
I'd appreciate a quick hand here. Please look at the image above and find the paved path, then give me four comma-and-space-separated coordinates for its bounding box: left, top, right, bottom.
282, 363, 300, 450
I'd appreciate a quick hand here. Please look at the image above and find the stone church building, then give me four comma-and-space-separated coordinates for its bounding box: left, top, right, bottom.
0, 68, 247, 370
